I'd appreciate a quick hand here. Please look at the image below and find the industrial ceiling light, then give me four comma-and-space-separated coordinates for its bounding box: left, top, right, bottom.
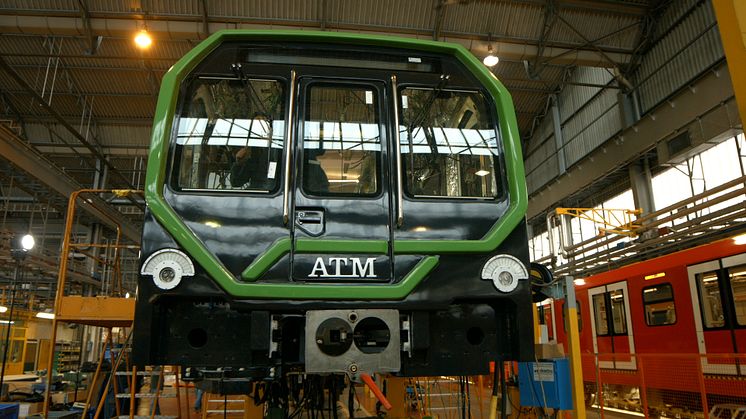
134, 30, 153, 49
483, 44, 499, 67
21, 234, 34, 251
10, 233, 34, 260
0, 307, 7, 313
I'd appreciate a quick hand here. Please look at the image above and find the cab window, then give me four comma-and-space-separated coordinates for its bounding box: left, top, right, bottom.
398, 88, 502, 199
173, 78, 285, 192
642, 283, 676, 326
301, 84, 381, 196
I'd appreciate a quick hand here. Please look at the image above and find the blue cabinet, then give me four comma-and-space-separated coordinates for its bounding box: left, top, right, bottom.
518, 358, 573, 410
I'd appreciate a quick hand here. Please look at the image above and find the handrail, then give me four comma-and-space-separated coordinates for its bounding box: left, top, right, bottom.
282, 70, 297, 225
391, 75, 405, 227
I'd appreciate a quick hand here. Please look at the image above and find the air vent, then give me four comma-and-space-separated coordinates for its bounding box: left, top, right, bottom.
666, 132, 691, 157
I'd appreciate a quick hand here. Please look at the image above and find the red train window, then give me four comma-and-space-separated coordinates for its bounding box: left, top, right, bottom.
727, 265, 746, 326
642, 283, 676, 326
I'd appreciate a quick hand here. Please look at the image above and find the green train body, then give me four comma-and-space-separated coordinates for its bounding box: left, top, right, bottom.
133, 30, 534, 378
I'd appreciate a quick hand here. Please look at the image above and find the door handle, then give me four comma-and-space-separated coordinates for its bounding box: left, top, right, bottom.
296, 210, 324, 225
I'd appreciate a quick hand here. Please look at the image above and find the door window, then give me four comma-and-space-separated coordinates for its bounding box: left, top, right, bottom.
727, 264, 746, 326
399, 88, 501, 198
609, 289, 628, 334
593, 294, 609, 336
642, 283, 677, 326
174, 78, 285, 192
302, 85, 381, 196
696, 271, 725, 328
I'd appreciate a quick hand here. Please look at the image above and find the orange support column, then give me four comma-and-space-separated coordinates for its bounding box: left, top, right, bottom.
713, 0, 746, 125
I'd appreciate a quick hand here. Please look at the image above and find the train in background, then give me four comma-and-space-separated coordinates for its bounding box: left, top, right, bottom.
132, 30, 535, 381
542, 232, 746, 409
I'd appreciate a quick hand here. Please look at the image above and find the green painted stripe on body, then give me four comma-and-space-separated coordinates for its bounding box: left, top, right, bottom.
241, 237, 292, 281
145, 30, 527, 299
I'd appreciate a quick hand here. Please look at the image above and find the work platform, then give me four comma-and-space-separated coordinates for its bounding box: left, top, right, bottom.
55, 296, 135, 328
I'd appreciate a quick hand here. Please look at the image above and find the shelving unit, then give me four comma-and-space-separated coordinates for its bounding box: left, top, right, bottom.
54, 341, 81, 373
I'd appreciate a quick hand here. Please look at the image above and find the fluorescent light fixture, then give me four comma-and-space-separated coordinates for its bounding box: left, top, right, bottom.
644, 272, 666, 280
0, 321, 14, 325
412, 226, 428, 232
204, 221, 221, 228
0, 306, 7, 313
475, 170, 490, 177
591, 406, 644, 417
36, 312, 55, 320
329, 179, 359, 183
733, 233, 746, 245
573, 278, 586, 286
134, 30, 153, 49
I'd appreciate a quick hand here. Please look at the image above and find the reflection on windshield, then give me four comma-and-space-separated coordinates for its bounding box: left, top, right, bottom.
399, 88, 502, 198
173, 79, 285, 191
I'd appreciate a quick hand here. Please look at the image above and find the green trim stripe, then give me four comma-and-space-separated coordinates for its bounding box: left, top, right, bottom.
145, 30, 527, 299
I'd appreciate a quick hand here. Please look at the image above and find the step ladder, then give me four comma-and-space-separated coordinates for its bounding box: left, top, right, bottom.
199, 393, 260, 418
114, 366, 182, 419
74, 327, 183, 419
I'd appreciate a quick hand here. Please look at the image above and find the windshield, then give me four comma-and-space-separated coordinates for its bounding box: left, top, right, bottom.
173, 78, 285, 192
399, 88, 502, 199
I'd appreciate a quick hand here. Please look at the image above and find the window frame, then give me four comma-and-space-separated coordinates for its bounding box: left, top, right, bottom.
641, 282, 677, 327
297, 80, 385, 200
396, 84, 506, 202
168, 75, 288, 196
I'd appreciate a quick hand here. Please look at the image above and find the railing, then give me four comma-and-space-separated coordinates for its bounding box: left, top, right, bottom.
580, 352, 746, 419
541, 175, 746, 277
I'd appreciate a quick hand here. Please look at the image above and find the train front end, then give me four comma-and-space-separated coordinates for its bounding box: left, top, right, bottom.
133, 30, 533, 378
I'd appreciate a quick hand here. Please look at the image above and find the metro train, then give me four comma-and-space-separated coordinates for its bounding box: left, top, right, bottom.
132, 30, 534, 380
545, 232, 746, 406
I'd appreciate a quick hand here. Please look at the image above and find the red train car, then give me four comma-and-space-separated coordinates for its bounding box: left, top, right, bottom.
544, 233, 746, 408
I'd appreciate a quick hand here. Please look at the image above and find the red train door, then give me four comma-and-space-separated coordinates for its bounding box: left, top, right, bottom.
689, 254, 746, 375
588, 281, 636, 369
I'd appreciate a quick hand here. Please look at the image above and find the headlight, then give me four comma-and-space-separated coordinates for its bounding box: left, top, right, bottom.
140, 249, 195, 290
481, 254, 528, 293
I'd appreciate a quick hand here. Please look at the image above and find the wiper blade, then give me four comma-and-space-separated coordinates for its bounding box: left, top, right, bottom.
406, 74, 450, 133
231, 62, 274, 124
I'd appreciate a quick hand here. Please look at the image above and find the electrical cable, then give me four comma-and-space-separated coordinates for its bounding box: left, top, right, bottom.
500, 360, 508, 419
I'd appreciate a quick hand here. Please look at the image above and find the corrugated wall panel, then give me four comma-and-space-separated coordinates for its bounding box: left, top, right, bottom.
635, 1, 723, 113
559, 66, 613, 122
526, 135, 559, 192
564, 103, 621, 166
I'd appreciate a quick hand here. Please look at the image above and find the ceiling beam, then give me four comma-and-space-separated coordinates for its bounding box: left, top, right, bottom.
0, 55, 136, 189
0, 125, 141, 241
527, 63, 741, 220
0, 15, 634, 68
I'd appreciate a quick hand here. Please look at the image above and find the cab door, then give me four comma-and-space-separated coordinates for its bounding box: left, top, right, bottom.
291, 79, 393, 282
588, 282, 636, 369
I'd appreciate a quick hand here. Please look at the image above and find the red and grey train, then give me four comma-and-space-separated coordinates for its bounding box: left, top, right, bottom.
542, 233, 746, 407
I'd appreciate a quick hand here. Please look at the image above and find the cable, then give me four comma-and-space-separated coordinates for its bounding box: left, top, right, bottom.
500, 361, 508, 419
